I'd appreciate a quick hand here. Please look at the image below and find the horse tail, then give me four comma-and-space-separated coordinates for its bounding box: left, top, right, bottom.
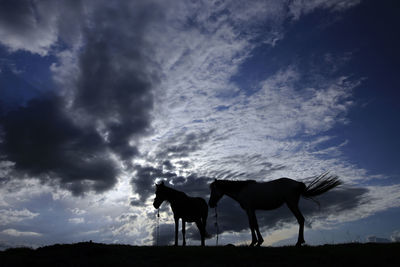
301, 172, 342, 206
201, 198, 211, 238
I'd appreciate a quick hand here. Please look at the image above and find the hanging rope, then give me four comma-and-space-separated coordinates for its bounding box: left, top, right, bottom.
214, 207, 219, 246
156, 208, 160, 246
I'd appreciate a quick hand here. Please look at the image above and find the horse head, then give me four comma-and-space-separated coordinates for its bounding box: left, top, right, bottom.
153, 181, 166, 209
208, 179, 224, 208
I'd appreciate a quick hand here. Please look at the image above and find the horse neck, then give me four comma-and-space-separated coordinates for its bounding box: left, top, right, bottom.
164, 187, 187, 204
217, 180, 251, 201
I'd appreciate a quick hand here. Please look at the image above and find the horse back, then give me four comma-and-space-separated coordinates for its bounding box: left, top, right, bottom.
238, 178, 304, 210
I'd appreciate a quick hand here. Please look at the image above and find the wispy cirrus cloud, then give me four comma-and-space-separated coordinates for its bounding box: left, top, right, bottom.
288, 0, 362, 20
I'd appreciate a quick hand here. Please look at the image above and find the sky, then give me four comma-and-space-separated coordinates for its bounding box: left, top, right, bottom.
0, 0, 399, 249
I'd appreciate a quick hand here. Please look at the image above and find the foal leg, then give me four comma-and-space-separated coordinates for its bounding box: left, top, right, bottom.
182, 220, 186, 246
287, 202, 305, 247
174, 217, 179, 246
246, 210, 258, 247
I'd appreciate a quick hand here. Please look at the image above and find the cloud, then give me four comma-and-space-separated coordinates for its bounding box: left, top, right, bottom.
0, 1, 161, 195
68, 208, 87, 215
1, 228, 42, 237
0, 208, 39, 225
0, 229, 42, 237
390, 231, 400, 242
153, 130, 216, 160
68, 217, 85, 224
0, 0, 364, 198
0, 66, 42, 113
0, 0, 57, 55
2, 0, 386, 248
69, 1, 159, 161
152, 223, 175, 246
288, 0, 361, 20
0, 0, 84, 56
131, 129, 217, 203
131, 163, 213, 204
0, 95, 119, 195
116, 213, 138, 223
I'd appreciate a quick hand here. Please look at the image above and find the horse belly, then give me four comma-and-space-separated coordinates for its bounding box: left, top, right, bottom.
240, 184, 286, 210
252, 195, 285, 210
182, 215, 198, 222
180, 209, 201, 222
175, 199, 206, 222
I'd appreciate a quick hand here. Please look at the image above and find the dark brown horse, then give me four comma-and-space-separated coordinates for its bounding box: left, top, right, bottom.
153, 181, 208, 246
208, 173, 342, 247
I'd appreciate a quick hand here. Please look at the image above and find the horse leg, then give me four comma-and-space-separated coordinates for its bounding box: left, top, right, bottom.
248, 210, 264, 246
201, 207, 208, 241
287, 201, 305, 247
174, 217, 179, 246
182, 220, 186, 246
246, 209, 258, 246
253, 213, 264, 246
195, 220, 205, 247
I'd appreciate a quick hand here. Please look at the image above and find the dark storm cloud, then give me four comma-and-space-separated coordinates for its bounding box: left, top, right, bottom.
0, 95, 118, 195
0, 0, 83, 55
131, 165, 177, 202
0, 66, 41, 113
131, 130, 216, 203
71, 1, 161, 162
0, 0, 36, 36
0, 1, 162, 195
131, 164, 213, 204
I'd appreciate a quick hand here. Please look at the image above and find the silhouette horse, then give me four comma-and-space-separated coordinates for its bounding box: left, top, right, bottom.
153, 181, 208, 246
208, 173, 342, 247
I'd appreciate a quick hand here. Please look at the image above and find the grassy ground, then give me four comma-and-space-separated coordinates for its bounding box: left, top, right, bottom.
1, 242, 399, 267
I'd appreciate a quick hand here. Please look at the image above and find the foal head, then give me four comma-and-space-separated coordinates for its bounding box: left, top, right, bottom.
208, 179, 224, 208
153, 181, 167, 209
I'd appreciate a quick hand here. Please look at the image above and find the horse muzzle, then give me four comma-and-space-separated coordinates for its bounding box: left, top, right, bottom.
153, 199, 161, 209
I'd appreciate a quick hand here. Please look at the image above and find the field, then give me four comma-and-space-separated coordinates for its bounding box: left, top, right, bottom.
1, 242, 398, 267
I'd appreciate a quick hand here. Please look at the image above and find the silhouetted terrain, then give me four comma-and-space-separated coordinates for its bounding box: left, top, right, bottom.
1, 242, 398, 267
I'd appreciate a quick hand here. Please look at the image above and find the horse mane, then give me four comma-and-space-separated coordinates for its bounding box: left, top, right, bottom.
160, 184, 187, 199
215, 179, 257, 193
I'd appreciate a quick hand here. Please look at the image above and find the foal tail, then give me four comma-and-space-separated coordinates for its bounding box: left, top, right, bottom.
302, 172, 342, 206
